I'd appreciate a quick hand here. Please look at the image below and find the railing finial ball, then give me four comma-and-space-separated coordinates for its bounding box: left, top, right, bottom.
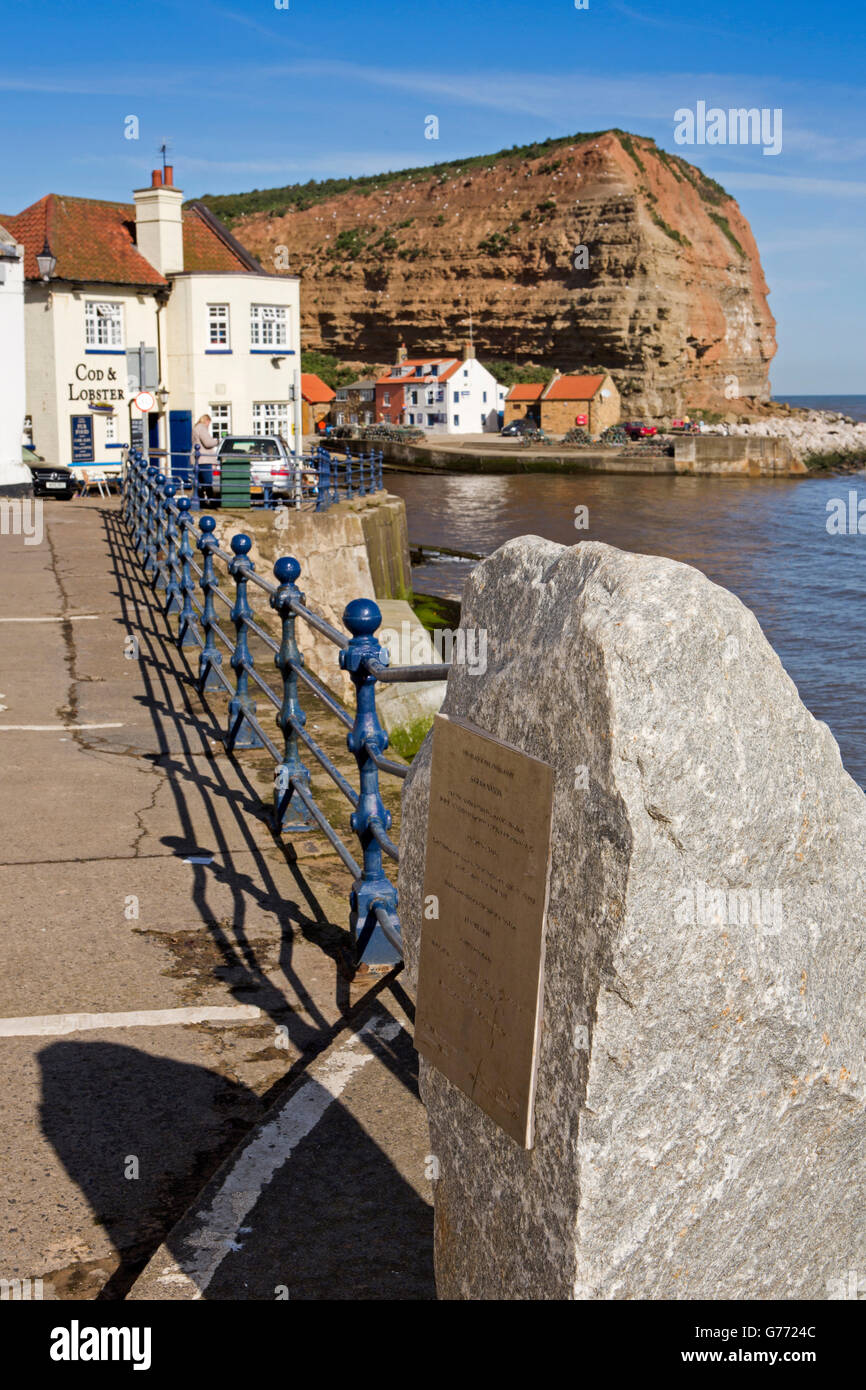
199, 514, 216, 533
274, 556, 301, 584
164, 481, 176, 498
177, 496, 191, 513
230, 533, 253, 557
343, 597, 382, 636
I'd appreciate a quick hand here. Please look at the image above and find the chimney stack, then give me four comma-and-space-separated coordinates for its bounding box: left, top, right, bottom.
462, 340, 475, 360
134, 169, 184, 275
396, 342, 407, 365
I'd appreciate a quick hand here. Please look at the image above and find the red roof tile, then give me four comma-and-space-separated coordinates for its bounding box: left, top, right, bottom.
506, 383, 545, 401
300, 373, 336, 403
543, 374, 606, 401
4, 194, 251, 284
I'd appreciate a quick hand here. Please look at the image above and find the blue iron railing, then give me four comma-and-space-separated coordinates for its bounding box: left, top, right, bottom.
121, 447, 443, 968
143, 444, 384, 513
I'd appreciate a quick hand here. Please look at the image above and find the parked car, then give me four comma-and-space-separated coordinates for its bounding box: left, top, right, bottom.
24, 447, 76, 499
501, 417, 540, 437
200, 436, 315, 499
622, 421, 658, 440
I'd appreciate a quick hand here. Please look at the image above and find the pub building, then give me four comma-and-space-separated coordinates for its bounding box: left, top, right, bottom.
2, 167, 300, 472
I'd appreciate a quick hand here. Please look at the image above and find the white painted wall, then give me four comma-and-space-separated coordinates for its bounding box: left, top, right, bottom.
22, 270, 301, 466
443, 358, 505, 434
164, 272, 301, 438
23, 283, 160, 465
0, 228, 31, 490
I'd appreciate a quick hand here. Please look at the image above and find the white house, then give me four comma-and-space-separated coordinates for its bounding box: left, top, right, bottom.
375, 346, 507, 434
4, 168, 301, 474
0, 224, 31, 495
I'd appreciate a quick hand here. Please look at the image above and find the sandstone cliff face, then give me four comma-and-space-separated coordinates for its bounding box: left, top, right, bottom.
232, 132, 776, 419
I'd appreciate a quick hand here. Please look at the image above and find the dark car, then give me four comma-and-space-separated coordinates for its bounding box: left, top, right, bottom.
622, 421, 658, 441
501, 417, 540, 437
24, 448, 76, 499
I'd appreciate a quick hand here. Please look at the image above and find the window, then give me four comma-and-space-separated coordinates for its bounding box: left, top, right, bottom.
453, 391, 459, 404
209, 403, 232, 438
360, 389, 374, 402
85, 301, 123, 349
430, 365, 439, 377
250, 304, 287, 348
252, 401, 288, 436
383, 392, 390, 406
410, 390, 419, 405
482, 391, 487, 403
105, 414, 117, 443
336, 389, 348, 401
336, 412, 345, 425
207, 304, 230, 347
463, 368, 469, 378
453, 414, 460, 426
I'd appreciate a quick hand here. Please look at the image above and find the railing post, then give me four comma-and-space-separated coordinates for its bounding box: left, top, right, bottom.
142, 467, 161, 579
153, 478, 171, 592
345, 448, 354, 500
226, 533, 263, 750
339, 598, 400, 968
196, 515, 224, 691
163, 484, 181, 614
176, 497, 199, 647
190, 443, 201, 512
376, 449, 384, 490
270, 556, 313, 832
316, 448, 331, 512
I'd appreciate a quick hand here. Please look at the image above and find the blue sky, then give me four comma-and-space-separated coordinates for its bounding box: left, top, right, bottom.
2, 0, 864, 392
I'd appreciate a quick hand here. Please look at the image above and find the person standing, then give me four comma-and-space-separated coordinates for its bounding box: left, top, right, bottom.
192, 413, 218, 466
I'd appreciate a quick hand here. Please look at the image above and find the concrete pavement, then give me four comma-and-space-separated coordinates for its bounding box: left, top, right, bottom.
0, 494, 433, 1300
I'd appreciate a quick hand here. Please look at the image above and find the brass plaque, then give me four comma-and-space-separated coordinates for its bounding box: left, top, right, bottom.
415, 713, 554, 1148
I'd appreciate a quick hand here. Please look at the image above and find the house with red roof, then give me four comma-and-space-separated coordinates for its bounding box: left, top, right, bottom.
3, 167, 301, 471
375, 344, 506, 434
503, 382, 545, 427
300, 374, 336, 434
540, 372, 620, 436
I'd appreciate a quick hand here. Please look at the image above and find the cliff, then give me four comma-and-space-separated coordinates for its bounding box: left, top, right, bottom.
211, 131, 776, 419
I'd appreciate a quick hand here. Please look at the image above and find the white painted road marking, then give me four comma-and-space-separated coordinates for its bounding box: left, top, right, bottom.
151, 1012, 403, 1298
0, 1005, 262, 1037
0, 615, 101, 622
0, 723, 124, 731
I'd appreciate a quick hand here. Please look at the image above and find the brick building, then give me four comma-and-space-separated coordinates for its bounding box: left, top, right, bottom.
503, 382, 544, 427
539, 373, 620, 436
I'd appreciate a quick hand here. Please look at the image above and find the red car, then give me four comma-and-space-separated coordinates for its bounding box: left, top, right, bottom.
623, 421, 657, 440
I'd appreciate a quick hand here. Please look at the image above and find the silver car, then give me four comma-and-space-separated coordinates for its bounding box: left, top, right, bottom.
211, 435, 316, 499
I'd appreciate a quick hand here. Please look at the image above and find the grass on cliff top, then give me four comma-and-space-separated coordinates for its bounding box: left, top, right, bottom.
192, 131, 733, 225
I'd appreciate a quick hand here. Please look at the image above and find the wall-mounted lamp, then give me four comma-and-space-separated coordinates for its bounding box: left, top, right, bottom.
36, 239, 57, 282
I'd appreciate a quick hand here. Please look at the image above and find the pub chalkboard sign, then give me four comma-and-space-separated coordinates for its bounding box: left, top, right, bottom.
70, 414, 94, 463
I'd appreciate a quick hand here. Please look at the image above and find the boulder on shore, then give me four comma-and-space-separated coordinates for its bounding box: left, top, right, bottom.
399, 536, 866, 1300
